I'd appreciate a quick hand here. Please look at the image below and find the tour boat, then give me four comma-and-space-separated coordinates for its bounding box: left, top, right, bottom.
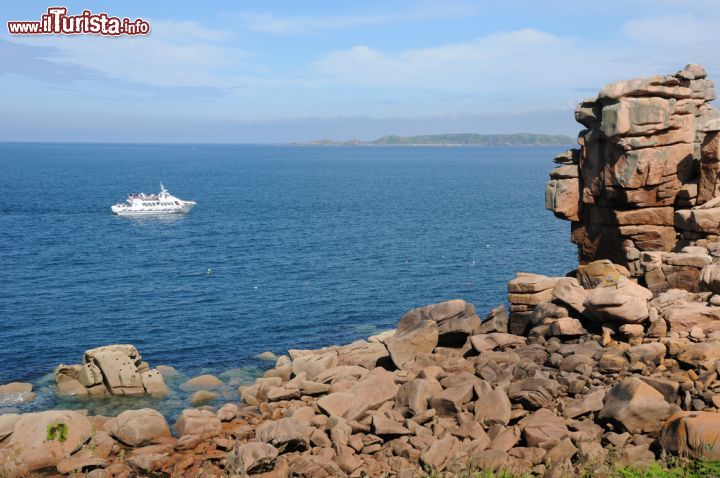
111, 184, 196, 216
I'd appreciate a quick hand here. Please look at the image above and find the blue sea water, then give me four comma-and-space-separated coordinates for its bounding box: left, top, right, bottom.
0, 143, 576, 416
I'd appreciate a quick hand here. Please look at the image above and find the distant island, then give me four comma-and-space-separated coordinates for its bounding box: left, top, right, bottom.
300, 133, 575, 147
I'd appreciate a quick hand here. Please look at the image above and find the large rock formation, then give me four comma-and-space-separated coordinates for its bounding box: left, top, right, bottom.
54, 344, 169, 397
546, 64, 720, 291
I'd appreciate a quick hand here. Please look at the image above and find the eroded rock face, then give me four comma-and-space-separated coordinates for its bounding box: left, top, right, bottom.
546, 64, 720, 283
55, 344, 168, 397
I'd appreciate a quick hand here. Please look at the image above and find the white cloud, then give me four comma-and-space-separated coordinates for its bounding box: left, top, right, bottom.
236, 1, 475, 35
8, 20, 250, 88
306, 8, 720, 113
5, 5, 720, 123
309, 29, 627, 109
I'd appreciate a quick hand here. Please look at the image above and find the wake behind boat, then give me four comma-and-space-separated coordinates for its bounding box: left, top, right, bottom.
111, 184, 196, 216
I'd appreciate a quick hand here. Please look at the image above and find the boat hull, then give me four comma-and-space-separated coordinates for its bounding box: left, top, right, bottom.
111, 202, 196, 216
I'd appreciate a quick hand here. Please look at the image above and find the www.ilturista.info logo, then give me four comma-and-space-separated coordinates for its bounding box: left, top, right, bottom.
7, 7, 150, 36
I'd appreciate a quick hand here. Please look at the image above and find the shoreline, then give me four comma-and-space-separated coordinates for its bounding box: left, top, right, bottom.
4, 63, 720, 476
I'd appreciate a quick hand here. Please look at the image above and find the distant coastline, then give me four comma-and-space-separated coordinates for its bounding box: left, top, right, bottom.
296, 132, 575, 147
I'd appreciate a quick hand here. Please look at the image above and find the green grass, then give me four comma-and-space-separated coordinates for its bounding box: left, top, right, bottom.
46, 422, 68, 442
615, 459, 720, 478
420, 458, 720, 478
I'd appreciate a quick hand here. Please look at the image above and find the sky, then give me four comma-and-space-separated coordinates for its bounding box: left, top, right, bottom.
1, 0, 720, 143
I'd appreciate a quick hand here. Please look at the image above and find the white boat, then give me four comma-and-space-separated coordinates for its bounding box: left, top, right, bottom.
111, 184, 196, 216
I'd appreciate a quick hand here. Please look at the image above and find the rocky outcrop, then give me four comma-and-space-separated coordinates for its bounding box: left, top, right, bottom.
546, 64, 720, 286
7, 289, 720, 475
0, 382, 35, 405
220, 295, 720, 476
54, 344, 169, 397
7, 65, 720, 477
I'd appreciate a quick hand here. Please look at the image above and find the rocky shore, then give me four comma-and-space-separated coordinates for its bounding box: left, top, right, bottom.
4, 64, 720, 477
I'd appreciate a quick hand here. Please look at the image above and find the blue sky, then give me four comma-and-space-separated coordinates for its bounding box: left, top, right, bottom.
2, 0, 719, 142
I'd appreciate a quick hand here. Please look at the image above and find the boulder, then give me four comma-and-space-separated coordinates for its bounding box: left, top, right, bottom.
522, 409, 568, 449
508, 273, 558, 294
395, 378, 442, 416
55, 344, 168, 397
55, 368, 90, 397
473, 381, 511, 426
126, 452, 168, 473
700, 264, 720, 293
676, 342, 720, 368
288, 454, 344, 478
549, 318, 587, 337
175, 409, 222, 437
190, 390, 219, 405
626, 342, 666, 364
292, 351, 339, 380
371, 414, 411, 436
255, 351, 278, 361
663, 302, 720, 334
477, 305, 508, 334
336, 341, 389, 369
675, 206, 720, 234
399, 299, 479, 340
508, 378, 561, 409
552, 278, 587, 314
385, 319, 438, 367
599, 377, 678, 434
105, 408, 170, 446
179, 374, 223, 392
530, 302, 570, 326
217, 403, 239, 422
470, 333, 526, 353
233, 442, 279, 474
317, 368, 398, 421
83, 345, 145, 395
0, 383, 34, 405
661, 411, 720, 459
429, 383, 474, 416
256, 417, 310, 451
562, 389, 607, 419
56, 449, 108, 474
582, 279, 652, 324
0, 410, 93, 474
420, 434, 460, 472
576, 260, 629, 288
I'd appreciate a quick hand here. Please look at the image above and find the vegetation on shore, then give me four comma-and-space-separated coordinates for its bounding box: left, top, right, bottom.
419, 457, 720, 478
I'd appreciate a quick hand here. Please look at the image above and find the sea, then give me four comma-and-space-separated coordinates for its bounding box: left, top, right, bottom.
0, 143, 577, 418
